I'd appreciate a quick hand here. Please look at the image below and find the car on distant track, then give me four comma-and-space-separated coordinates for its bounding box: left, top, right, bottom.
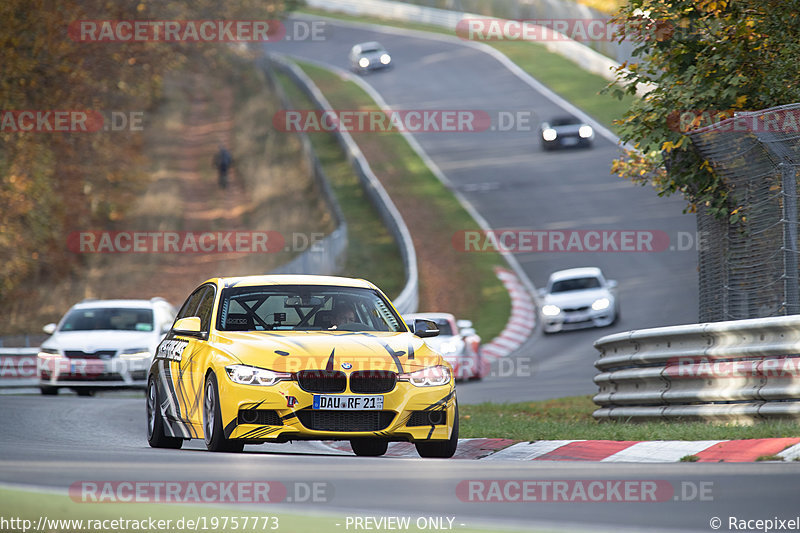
404, 312, 488, 381
146, 275, 459, 458
540, 115, 594, 150
37, 298, 176, 396
349, 41, 392, 73
538, 267, 618, 333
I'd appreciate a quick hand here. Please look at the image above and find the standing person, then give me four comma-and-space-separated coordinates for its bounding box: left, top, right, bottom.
213, 144, 233, 189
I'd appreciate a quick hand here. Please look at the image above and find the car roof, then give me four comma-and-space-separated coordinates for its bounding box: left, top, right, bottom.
548, 267, 603, 282
355, 41, 383, 50
71, 298, 165, 310
404, 312, 455, 321
212, 274, 375, 290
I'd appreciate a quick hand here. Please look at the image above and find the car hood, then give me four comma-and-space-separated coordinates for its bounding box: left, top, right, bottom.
543, 288, 611, 308
42, 330, 158, 353
209, 331, 443, 373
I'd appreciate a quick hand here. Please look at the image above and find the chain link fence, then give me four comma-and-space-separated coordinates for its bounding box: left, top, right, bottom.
688, 103, 800, 322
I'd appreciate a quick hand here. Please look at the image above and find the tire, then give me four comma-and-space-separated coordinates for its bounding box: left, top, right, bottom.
76, 388, 95, 397
203, 373, 244, 453
350, 438, 389, 457
40, 386, 58, 396
415, 403, 459, 458
147, 378, 182, 449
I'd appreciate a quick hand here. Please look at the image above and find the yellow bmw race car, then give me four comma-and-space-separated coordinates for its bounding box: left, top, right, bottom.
146, 275, 458, 458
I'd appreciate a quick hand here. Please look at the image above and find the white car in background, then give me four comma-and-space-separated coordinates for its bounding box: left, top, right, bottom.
538, 267, 619, 334
37, 298, 176, 395
404, 312, 487, 380
349, 41, 392, 73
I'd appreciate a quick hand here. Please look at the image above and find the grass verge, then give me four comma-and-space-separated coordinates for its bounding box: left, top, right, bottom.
460, 396, 800, 440
276, 60, 510, 340
295, 7, 635, 133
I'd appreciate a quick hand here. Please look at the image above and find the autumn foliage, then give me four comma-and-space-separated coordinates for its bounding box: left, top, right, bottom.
606, 0, 800, 218
0, 0, 287, 299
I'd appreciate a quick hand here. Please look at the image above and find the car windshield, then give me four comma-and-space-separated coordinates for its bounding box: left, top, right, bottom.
550, 277, 601, 293
360, 46, 382, 54
217, 285, 405, 332
60, 307, 154, 331
549, 117, 578, 126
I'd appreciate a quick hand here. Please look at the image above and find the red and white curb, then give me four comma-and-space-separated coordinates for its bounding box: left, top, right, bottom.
480, 267, 536, 360
324, 438, 800, 462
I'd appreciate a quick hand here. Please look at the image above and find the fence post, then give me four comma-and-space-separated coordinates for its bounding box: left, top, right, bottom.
780, 162, 800, 314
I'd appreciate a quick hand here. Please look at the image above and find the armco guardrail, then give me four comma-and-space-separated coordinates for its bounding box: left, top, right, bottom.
0, 348, 40, 388
593, 315, 800, 422
267, 54, 419, 314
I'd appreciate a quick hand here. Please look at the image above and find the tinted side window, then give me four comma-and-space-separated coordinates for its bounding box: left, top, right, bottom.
175, 287, 206, 321
194, 286, 216, 332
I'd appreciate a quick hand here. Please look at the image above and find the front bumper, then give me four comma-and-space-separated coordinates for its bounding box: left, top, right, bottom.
38, 355, 149, 388
542, 308, 615, 333
218, 375, 456, 442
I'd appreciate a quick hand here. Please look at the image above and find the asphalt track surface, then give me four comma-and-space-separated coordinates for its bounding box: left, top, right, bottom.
267, 16, 699, 404
1, 396, 799, 532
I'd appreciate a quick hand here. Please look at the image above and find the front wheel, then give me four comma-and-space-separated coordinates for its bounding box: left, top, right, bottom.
40, 386, 58, 396
350, 438, 388, 457
146, 378, 182, 449
415, 403, 459, 458
203, 373, 244, 453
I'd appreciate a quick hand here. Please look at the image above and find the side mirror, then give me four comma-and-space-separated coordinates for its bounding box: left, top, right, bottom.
43, 323, 57, 335
172, 317, 202, 337
456, 319, 472, 329
413, 319, 439, 338
607, 280, 618, 290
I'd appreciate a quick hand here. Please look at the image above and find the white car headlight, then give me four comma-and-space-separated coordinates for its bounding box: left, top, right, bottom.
358, 57, 370, 68
119, 348, 151, 359
225, 364, 292, 386
541, 304, 561, 316
380, 53, 391, 65
37, 348, 61, 358
592, 298, 611, 311
542, 128, 557, 141
579, 125, 593, 138
399, 365, 451, 387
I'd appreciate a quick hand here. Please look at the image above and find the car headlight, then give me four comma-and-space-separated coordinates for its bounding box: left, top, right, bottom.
225, 364, 292, 386
542, 128, 557, 141
398, 365, 451, 387
358, 57, 370, 68
37, 348, 61, 358
119, 348, 151, 359
541, 304, 561, 316
579, 125, 593, 138
380, 53, 391, 65
592, 298, 611, 311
